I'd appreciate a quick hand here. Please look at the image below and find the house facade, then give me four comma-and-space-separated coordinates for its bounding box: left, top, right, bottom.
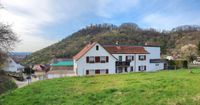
73, 42, 164, 76
2, 57, 24, 73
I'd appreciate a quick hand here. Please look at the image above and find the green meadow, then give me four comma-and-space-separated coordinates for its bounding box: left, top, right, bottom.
1, 69, 200, 105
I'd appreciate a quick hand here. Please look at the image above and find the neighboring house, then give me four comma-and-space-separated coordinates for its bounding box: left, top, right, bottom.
193, 57, 200, 65
166, 56, 174, 60
33, 64, 43, 72
2, 57, 24, 73
73, 42, 164, 76
50, 59, 73, 70
33, 64, 50, 72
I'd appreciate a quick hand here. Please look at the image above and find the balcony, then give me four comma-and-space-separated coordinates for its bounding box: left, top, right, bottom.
116, 61, 130, 66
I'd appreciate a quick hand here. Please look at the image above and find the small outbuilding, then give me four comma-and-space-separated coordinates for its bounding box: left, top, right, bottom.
50, 59, 73, 71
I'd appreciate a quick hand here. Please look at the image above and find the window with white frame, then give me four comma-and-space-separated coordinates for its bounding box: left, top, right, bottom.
139, 66, 146, 71
119, 56, 122, 61
100, 56, 106, 63
139, 55, 146, 60
126, 55, 133, 61
89, 56, 95, 63
155, 63, 159, 66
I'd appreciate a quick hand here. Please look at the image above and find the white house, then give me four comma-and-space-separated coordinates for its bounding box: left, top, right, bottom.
73, 42, 164, 76
2, 57, 24, 73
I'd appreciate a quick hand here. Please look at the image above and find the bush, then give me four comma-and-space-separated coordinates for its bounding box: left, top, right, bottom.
0, 71, 17, 95
167, 60, 188, 69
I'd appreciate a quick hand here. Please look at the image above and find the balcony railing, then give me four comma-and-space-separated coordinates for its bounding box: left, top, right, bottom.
116, 61, 130, 66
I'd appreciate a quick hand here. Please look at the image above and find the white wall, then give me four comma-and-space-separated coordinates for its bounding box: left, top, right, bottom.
74, 43, 117, 76
113, 54, 149, 72
144, 47, 160, 59
135, 54, 149, 71
149, 63, 164, 71
3, 58, 24, 73
113, 47, 164, 72
74, 45, 164, 76
144, 46, 164, 71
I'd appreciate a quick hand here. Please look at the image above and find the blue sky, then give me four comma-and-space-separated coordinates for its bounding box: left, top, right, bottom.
0, 0, 200, 52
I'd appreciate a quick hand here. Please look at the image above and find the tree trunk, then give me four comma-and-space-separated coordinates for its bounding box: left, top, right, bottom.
188, 61, 192, 73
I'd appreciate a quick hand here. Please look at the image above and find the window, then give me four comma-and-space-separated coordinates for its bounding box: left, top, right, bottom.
100, 56, 106, 63
139, 66, 146, 71
95, 70, 100, 74
139, 55, 146, 61
124, 67, 127, 72
126, 55, 134, 61
130, 66, 133, 72
86, 70, 89, 75
118, 67, 123, 73
155, 64, 159, 66
119, 56, 122, 61
87, 56, 95, 63
96, 45, 99, 50
87, 56, 108, 63
106, 69, 109, 74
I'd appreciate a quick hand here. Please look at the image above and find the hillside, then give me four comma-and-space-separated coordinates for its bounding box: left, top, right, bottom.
1, 69, 200, 105
22, 23, 200, 64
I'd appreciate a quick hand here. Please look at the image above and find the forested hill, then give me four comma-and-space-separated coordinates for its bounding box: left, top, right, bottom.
22, 23, 200, 65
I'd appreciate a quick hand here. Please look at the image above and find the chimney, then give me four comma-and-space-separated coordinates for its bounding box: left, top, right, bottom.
145, 42, 159, 46
145, 42, 148, 46
116, 41, 121, 49
116, 41, 119, 45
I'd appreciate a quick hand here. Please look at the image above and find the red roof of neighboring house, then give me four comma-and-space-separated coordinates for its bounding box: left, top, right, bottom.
103, 45, 149, 54
73, 42, 96, 60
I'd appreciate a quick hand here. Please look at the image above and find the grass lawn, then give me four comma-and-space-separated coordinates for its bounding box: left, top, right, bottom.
1, 69, 200, 105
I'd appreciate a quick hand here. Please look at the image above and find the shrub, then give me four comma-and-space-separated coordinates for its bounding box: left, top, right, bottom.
167, 60, 188, 69
0, 71, 17, 95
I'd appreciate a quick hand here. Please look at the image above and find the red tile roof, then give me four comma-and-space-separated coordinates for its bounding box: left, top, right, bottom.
73, 42, 149, 61
103, 45, 149, 54
73, 42, 96, 60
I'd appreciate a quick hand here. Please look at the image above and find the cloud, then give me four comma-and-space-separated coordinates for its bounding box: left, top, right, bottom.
1, 0, 199, 52
0, 0, 60, 52
0, 0, 140, 52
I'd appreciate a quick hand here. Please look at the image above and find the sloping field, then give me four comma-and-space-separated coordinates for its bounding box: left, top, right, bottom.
1, 69, 200, 105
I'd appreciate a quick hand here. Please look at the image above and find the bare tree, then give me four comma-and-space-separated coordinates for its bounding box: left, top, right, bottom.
0, 23, 18, 51
0, 23, 18, 68
0, 4, 19, 68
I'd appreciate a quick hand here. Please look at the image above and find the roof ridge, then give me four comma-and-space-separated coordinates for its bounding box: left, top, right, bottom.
103, 44, 160, 47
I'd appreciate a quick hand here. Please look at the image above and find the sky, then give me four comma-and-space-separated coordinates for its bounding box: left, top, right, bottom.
0, 0, 200, 52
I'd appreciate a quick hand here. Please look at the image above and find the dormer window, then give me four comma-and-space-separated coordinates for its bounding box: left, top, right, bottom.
96, 45, 99, 51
